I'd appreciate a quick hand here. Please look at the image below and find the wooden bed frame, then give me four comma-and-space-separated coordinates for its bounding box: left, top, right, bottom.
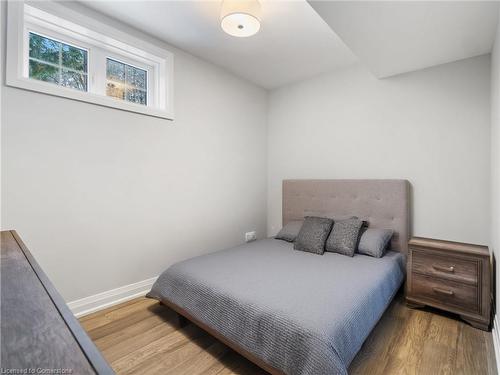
160, 298, 285, 375
158, 179, 410, 374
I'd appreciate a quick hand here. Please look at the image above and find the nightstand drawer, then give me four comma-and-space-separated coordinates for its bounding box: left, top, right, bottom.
412, 250, 478, 285
412, 274, 478, 313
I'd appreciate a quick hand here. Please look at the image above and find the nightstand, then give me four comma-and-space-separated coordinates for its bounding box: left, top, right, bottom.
406, 237, 491, 331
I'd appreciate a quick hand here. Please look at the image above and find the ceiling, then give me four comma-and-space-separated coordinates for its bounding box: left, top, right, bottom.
82, 1, 499, 88
309, 1, 500, 78
82, 0, 358, 89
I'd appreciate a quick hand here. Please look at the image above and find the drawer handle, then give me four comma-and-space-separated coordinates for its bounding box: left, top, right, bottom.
432, 287, 454, 296
432, 264, 455, 273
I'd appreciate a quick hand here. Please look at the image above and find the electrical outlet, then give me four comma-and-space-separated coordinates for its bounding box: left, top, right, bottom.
245, 231, 257, 242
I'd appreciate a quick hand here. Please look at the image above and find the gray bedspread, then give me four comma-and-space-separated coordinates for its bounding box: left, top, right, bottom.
147, 238, 405, 375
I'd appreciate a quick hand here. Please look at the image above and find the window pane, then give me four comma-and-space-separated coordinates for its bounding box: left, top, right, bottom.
29, 33, 60, 64
106, 81, 125, 100
62, 44, 87, 72
29, 60, 59, 84
107, 59, 125, 82
61, 69, 87, 91
126, 88, 147, 105
106, 58, 148, 106
125, 65, 147, 90
28, 32, 88, 92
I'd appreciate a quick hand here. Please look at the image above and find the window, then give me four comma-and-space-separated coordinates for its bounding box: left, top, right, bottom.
106, 59, 147, 105
6, 1, 174, 120
29, 32, 88, 92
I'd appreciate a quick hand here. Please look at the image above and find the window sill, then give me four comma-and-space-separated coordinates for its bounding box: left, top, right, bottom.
6, 76, 174, 120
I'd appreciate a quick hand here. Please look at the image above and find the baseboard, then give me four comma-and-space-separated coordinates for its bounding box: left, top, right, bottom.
68, 276, 158, 318
492, 314, 500, 372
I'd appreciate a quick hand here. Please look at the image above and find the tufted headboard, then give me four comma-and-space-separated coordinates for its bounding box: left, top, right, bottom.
283, 179, 410, 254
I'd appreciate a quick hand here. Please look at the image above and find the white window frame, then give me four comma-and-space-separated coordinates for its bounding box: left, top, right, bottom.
6, 1, 174, 120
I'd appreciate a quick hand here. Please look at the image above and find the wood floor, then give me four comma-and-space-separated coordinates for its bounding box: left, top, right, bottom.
80, 293, 497, 375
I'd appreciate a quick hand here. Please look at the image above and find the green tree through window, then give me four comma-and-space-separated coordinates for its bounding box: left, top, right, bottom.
29, 32, 88, 91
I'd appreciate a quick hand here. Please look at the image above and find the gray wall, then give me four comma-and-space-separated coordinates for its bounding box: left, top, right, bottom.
268, 56, 491, 245
1, 4, 268, 302
491, 9, 500, 312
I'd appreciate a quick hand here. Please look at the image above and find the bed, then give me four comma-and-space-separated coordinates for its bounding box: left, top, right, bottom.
147, 179, 410, 375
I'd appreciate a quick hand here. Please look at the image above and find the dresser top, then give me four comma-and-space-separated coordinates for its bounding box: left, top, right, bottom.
1, 230, 114, 374
409, 236, 489, 257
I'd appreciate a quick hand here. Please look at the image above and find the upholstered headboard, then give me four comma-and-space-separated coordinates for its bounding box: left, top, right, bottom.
282, 179, 410, 254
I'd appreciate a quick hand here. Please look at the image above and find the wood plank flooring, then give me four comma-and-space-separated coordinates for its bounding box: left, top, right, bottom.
80, 293, 497, 375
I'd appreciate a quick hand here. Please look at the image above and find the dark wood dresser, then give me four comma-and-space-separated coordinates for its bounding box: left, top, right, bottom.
406, 237, 491, 331
1, 230, 114, 374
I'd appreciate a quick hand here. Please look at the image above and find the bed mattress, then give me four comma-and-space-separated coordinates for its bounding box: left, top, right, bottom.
147, 238, 405, 375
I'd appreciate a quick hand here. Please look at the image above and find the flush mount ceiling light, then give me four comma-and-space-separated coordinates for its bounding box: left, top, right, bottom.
220, 0, 261, 37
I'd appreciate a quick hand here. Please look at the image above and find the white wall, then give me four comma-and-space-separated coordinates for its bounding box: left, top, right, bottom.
1, 3, 268, 302
1, 1, 494, 306
268, 56, 491, 245
491, 11, 500, 310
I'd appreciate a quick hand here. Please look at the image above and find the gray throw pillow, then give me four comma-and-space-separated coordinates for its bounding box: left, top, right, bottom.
294, 216, 333, 255
275, 221, 303, 242
325, 217, 364, 256
358, 228, 394, 258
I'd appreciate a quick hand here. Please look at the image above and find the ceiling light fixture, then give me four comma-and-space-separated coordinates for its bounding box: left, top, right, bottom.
220, 0, 261, 38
